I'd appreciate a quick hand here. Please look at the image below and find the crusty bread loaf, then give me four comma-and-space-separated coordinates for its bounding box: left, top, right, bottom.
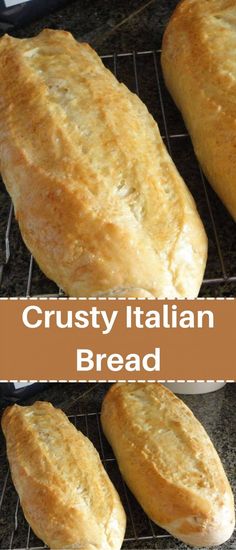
161, 0, 236, 221
0, 29, 207, 297
2, 401, 126, 550
101, 383, 235, 547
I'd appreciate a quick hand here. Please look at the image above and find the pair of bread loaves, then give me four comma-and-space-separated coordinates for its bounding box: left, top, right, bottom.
2, 384, 235, 549
1, 1, 235, 298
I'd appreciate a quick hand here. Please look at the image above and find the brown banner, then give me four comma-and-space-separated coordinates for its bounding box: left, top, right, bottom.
0, 298, 235, 380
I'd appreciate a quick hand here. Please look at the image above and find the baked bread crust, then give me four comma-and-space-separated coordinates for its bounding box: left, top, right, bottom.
101, 383, 235, 547
0, 29, 207, 297
2, 401, 126, 550
162, 0, 236, 220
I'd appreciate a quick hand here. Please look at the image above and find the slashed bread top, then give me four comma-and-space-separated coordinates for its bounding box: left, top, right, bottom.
0, 30, 207, 297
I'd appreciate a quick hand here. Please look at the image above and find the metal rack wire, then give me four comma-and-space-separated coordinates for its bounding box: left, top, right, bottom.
0, 50, 235, 297
0, 412, 172, 550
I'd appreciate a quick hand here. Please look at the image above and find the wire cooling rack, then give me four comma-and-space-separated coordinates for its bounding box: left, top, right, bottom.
0, 50, 236, 297
0, 411, 172, 550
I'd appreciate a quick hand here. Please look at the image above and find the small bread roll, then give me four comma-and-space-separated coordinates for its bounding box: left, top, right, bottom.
2, 401, 126, 550
101, 383, 235, 547
0, 29, 207, 297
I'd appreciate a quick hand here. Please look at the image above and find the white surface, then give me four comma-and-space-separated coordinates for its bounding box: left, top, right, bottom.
13, 381, 34, 389
4, 0, 31, 7
163, 382, 226, 394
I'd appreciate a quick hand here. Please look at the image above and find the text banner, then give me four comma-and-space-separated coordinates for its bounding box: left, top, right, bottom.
0, 299, 235, 380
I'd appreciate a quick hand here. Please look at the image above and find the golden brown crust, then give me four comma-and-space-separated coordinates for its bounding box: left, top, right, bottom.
161, 0, 236, 220
0, 29, 207, 297
101, 383, 235, 547
2, 401, 126, 550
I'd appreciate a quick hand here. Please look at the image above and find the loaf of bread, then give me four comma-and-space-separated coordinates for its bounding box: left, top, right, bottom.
101, 383, 235, 547
0, 29, 207, 298
161, 0, 236, 221
2, 401, 126, 550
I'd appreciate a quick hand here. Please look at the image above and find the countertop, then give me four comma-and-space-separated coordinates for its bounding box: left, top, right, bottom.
1, 0, 178, 50
0, 0, 235, 296
0, 382, 235, 550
